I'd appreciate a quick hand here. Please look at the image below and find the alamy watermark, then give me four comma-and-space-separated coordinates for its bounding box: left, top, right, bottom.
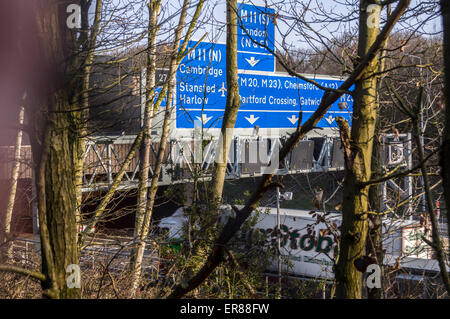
66, 4, 81, 29
366, 4, 381, 29
366, 264, 382, 289
66, 264, 81, 289
172, 127, 281, 174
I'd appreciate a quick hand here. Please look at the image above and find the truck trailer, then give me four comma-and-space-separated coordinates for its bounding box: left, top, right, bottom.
157, 205, 443, 280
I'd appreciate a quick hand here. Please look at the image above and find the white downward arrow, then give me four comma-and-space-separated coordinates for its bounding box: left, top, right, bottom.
287, 115, 299, 124
325, 115, 335, 124
245, 56, 260, 67
196, 114, 213, 124
245, 114, 260, 125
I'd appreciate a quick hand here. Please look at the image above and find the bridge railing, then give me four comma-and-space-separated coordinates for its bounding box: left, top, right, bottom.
2, 134, 416, 195
79, 134, 346, 192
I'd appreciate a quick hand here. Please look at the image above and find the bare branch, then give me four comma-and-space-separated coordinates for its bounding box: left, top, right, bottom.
0, 264, 46, 282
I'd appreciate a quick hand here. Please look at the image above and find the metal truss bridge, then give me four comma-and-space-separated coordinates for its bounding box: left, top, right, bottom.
80, 134, 346, 193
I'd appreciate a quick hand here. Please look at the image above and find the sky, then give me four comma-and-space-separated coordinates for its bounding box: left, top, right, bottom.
100, 0, 443, 54
188, 0, 442, 51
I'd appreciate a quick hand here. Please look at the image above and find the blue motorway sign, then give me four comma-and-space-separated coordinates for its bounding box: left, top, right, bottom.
237, 3, 275, 53
177, 65, 353, 128
177, 41, 226, 124
176, 40, 353, 129
237, 2, 275, 72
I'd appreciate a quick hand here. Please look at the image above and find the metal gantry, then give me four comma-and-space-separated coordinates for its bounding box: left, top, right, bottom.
80, 134, 347, 192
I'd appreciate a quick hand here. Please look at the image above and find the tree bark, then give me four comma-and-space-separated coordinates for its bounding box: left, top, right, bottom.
367, 128, 385, 299
134, 0, 161, 241
29, 0, 81, 298
440, 0, 450, 259
367, 9, 389, 298
129, 0, 205, 296
208, 0, 241, 210
413, 114, 450, 295
165, 0, 240, 297
335, 0, 381, 299
130, 0, 176, 296
73, 0, 103, 236
36, 93, 80, 298
0, 0, 83, 298
1, 104, 25, 260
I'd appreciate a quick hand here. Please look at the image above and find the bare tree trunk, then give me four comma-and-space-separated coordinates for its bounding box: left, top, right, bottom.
1, 104, 25, 260
134, 0, 161, 241
28, 0, 83, 298
335, 0, 381, 299
73, 0, 103, 235
414, 111, 450, 295
34, 91, 80, 299
367, 12, 389, 298
367, 129, 385, 299
388, 81, 450, 295
80, 29, 191, 243
208, 0, 241, 209
129, 75, 173, 297
165, 0, 240, 296
0, 0, 88, 298
129, 0, 205, 296
183, 0, 241, 277
440, 0, 450, 258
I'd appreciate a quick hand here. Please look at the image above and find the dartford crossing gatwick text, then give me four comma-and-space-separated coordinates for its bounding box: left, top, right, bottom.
179, 303, 270, 316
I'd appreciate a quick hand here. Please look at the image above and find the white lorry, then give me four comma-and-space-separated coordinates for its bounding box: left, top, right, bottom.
157, 205, 442, 279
